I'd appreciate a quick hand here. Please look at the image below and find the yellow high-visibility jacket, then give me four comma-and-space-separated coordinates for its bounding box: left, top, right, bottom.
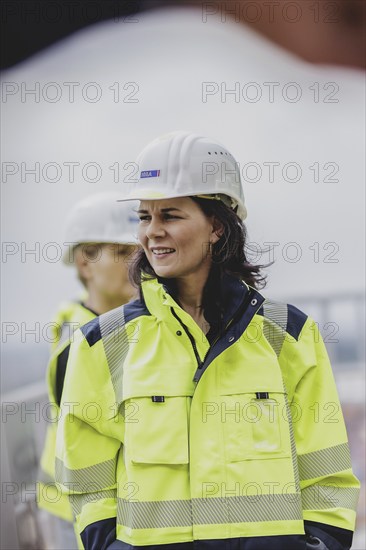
56, 275, 359, 550
38, 301, 96, 522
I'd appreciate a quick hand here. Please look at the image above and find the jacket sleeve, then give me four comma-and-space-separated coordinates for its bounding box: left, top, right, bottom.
55, 327, 123, 550
285, 317, 360, 550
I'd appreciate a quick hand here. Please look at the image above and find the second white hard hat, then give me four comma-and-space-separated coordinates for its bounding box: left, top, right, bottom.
62, 192, 139, 264
119, 131, 247, 220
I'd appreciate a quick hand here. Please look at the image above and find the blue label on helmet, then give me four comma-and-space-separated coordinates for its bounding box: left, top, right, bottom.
140, 170, 160, 178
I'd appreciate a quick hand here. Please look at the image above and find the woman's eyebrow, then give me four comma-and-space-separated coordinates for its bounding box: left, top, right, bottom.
137, 208, 183, 214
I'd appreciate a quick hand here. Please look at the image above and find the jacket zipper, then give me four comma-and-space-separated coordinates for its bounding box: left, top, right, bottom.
170, 307, 203, 370
195, 288, 255, 374
170, 287, 255, 374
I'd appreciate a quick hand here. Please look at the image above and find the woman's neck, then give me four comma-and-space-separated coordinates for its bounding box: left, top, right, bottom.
174, 270, 211, 334
84, 290, 132, 315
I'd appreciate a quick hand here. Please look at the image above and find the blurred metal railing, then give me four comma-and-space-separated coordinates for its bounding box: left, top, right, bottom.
1, 381, 49, 550
281, 292, 365, 368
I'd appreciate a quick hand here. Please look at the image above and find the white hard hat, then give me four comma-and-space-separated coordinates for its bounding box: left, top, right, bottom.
119, 131, 247, 220
62, 192, 139, 265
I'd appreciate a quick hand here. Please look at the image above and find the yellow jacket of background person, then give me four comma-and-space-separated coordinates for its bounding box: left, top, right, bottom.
38, 301, 96, 523
56, 274, 360, 550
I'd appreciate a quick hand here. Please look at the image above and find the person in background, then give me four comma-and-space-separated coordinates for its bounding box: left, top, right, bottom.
56, 133, 359, 550
38, 192, 139, 550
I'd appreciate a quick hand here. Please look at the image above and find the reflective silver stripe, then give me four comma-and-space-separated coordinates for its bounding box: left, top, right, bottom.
100, 306, 129, 405
55, 457, 116, 493
302, 485, 359, 512
70, 489, 116, 517
262, 301, 300, 490
283, 391, 301, 490
194, 494, 302, 524
263, 300, 288, 357
118, 498, 192, 529
298, 443, 352, 481
117, 494, 302, 529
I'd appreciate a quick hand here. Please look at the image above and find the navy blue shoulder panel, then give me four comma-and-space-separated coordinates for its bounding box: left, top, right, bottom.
124, 297, 151, 325
80, 298, 151, 347
287, 304, 308, 341
255, 303, 307, 341
80, 317, 102, 347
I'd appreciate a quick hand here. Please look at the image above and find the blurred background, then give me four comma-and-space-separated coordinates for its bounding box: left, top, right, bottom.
1, 1, 365, 548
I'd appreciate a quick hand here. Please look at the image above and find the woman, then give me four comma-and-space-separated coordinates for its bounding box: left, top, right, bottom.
56, 132, 359, 550
38, 193, 139, 549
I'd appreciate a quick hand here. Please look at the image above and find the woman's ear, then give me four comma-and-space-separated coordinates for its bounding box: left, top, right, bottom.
74, 246, 92, 281
211, 218, 225, 244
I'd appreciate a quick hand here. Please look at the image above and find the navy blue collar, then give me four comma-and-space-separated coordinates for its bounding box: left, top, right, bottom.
158, 271, 251, 337
215, 271, 250, 324
193, 275, 265, 383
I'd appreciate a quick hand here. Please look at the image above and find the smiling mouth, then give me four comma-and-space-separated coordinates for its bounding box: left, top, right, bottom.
151, 248, 176, 256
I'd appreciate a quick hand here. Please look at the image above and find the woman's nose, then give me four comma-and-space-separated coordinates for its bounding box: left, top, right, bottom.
145, 217, 166, 239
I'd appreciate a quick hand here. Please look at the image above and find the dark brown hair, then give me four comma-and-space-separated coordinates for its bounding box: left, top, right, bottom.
129, 196, 267, 298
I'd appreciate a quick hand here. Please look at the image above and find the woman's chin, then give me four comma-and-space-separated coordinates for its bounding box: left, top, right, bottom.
154, 266, 176, 278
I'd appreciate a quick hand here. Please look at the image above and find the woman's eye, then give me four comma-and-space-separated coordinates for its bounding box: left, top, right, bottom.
138, 214, 180, 221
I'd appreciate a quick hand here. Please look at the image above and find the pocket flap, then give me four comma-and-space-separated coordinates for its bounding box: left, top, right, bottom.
218, 391, 291, 462
124, 396, 190, 465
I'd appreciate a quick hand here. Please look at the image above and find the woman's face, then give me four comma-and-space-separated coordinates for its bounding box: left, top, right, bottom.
77, 243, 137, 302
137, 197, 221, 280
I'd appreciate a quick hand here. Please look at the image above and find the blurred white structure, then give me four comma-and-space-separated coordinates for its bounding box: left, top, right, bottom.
1, 6, 365, 549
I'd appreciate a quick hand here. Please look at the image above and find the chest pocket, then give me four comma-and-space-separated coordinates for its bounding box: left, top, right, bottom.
123, 395, 190, 464
219, 391, 292, 462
